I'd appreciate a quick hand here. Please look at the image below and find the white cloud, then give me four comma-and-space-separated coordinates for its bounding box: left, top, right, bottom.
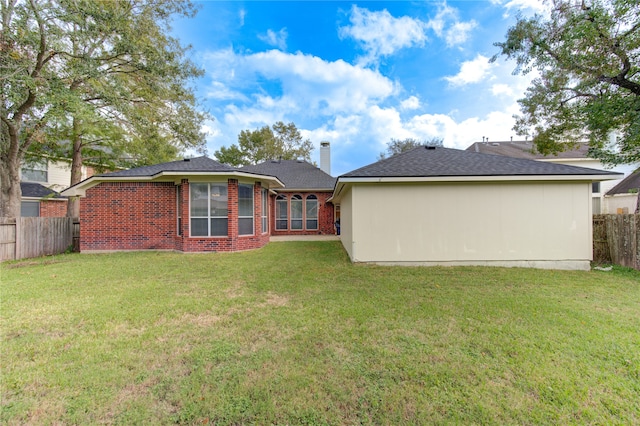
445, 20, 478, 47
339, 5, 428, 64
258, 28, 288, 50
239, 8, 246, 26
502, 0, 550, 16
401, 96, 420, 110
491, 83, 514, 97
444, 54, 495, 86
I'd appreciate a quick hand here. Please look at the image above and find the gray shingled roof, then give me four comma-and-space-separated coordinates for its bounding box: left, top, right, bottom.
341, 146, 619, 178
240, 160, 336, 190
21, 182, 65, 199
466, 140, 590, 160
97, 156, 236, 177
606, 171, 640, 195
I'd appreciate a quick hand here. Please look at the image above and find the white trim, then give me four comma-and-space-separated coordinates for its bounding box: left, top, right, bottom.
61, 171, 284, 197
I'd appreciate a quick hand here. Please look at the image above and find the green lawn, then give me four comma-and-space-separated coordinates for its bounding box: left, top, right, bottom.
2, 241, 639, 425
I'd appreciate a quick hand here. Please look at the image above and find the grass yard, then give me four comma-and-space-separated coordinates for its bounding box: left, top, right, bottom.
1, 241, 639, 425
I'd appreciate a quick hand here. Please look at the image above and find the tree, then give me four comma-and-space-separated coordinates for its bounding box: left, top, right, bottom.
1, 0, 207, 218
215, 122, 314, 166
493, 0, 640, 165
378, 137, 443, 160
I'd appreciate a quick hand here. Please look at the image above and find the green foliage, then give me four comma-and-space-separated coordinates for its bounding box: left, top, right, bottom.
2, 244, 639, 424
493, 0, 640, 165
0, 0, 207, 216
378, 137, 443, 160
215, 121, 314, 166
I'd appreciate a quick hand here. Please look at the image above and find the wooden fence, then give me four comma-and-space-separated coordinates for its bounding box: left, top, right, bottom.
593, 214, 640, 270
0, 217, 79, 262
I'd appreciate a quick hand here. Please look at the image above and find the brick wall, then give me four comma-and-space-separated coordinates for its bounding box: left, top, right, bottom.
270, 191, 336, 236
81, 181, 177, 251
40, 200, 67, 217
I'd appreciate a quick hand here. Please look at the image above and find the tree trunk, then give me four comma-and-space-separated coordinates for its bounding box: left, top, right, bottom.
0, 156, 22, 218
636, 190, 639, 214
0, 122, 23, 218
66, 118, 83, 218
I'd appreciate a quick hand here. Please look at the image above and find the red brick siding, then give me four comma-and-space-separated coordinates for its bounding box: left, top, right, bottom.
39, 200, 67, 217
81, 182, 177, 251
270, 191, 336, 236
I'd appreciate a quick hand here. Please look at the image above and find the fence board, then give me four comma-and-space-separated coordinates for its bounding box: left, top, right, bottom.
594, 214, 639, 270
0, 217, 78, 261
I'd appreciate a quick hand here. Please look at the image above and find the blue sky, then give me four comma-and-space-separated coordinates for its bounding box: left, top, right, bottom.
171, 0, 547, 176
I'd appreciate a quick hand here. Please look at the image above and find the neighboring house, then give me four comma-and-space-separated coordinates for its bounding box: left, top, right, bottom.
466, 140, 638, 214
240, 159, 337, 236
20, 182, 67, 217
330, 146, 622, 271
604, 170, 639, 213
20, 157, 96, 217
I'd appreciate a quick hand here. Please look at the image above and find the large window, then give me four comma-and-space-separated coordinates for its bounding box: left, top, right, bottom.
190, 183, 228, 237
306, 195, 318, 230
21, 159, 47, 183
291, 195, 303, 230
261, 188, 268, 234
276, 195, 288, 230
238, 183, 254, 236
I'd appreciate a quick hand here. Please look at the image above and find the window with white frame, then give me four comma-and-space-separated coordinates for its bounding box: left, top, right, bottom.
190, 182, 228, 237
276, 194, 288, 230
261, 188, 268, 234
21, 159, 48, 183
238, 183, 254, 236
291, 194, 303, 230
176, 185, 182, 235
306, 195, 318, 230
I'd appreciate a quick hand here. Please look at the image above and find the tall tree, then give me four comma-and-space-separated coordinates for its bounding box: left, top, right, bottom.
215, 122, 314, 166
1, 0, 207, 218
378, 137, 443, 160
492, 0, 640, 165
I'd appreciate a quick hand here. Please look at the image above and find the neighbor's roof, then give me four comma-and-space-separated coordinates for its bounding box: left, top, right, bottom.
61, 156, 284, 197
466, 140, 590, 160
240, 159, 336, 190
606, 170, 640, 195
341, 146, 620, 179
21, 182, 65, 199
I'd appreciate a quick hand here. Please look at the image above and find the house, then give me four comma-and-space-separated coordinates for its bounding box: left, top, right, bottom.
20, 156, 96, 217
466, 140, 638, 214
604, 170, 639, 213
62, 156, 289, 252
20, 182, 67, 217
240, 159, 336, 236
330, 146, 622, 271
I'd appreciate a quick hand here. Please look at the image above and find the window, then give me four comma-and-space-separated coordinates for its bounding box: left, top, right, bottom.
238, 183, 254, 236
176, 185, 182, 235
305, 195, 318, 230
190, 183, 228, 237
21, 159, 47, 183
291, 195, 303, 230
276, 195, 288, 230
261, 188, 268, 234
592, 182, 601, 193
21, 201, 40, 217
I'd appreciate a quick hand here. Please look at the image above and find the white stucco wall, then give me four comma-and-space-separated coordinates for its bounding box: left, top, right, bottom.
340, 181, 593, 270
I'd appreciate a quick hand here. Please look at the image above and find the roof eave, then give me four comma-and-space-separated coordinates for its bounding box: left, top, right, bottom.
330, 173, 624, 203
